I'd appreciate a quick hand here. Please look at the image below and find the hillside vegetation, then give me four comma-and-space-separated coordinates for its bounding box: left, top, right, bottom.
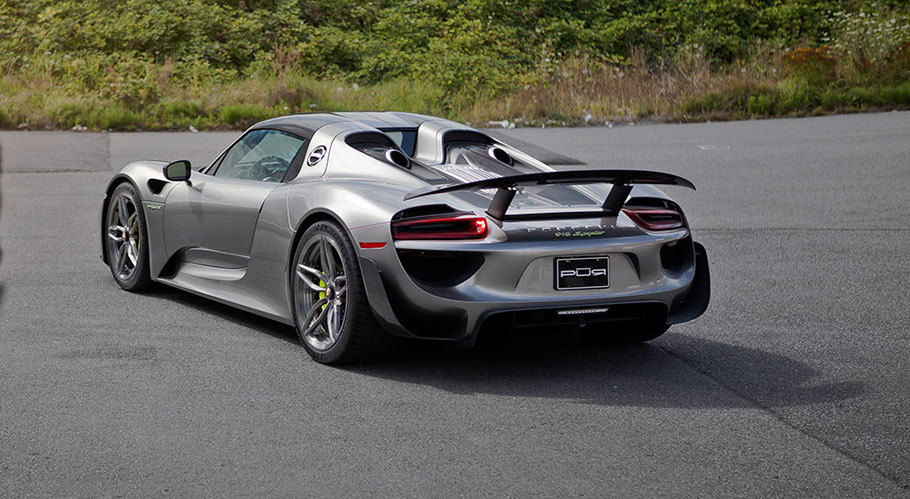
1, 0, 908, 130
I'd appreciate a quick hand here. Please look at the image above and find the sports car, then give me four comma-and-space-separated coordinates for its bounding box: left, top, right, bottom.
100, 112, 709, 364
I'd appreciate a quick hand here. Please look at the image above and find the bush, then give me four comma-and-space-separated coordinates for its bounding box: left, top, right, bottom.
219, 104, 275, 127
160, 100, 203, 120
88, 106, 143, 130
782, 47, 837, 83
6, 0, 901, 99
881, 40, 910, 82
880, 81, 910, 105
0, 0, 909, 130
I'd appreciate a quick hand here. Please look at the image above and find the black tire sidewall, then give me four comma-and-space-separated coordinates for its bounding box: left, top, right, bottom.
107, 183, 152, 291
292, 221, 373, 363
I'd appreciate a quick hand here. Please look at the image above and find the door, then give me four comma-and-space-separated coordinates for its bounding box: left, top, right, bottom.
163, 129, 308, 267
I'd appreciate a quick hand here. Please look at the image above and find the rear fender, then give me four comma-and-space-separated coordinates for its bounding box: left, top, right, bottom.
667, 241, 710, 324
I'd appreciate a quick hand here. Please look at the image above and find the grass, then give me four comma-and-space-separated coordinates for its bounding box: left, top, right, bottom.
1, 0, 908, 130
0, 46, 908, 131
0, 68, 452, 130
465, 45, 910, 126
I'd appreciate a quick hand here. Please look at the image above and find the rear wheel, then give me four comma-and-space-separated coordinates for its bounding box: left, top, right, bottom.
292, 221, 398, 364
105, 183, 153, 291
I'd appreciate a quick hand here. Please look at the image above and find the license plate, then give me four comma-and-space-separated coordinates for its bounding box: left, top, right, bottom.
554, 256, 609, 290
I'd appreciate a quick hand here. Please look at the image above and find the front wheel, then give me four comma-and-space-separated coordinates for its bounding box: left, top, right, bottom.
105, 182, 153, 291
291, 221, 398, 364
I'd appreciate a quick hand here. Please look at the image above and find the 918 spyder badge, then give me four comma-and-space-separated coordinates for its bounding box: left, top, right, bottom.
555, 256, 610, 290
508, 225, 641, 242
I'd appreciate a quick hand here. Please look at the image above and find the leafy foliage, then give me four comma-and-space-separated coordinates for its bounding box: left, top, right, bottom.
0, 0, 907, 129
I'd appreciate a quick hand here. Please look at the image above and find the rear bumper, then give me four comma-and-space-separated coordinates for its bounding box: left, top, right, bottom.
668, 241, 710, 325
357, 225, 709, 341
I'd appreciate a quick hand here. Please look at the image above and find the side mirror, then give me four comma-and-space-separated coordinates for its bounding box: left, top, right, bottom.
163, 160, 192, 182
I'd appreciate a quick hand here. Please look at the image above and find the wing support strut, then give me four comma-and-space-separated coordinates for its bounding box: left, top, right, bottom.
404, 169, 695, 221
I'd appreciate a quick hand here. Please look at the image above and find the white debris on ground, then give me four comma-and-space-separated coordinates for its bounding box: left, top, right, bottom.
488, 119, 516, 129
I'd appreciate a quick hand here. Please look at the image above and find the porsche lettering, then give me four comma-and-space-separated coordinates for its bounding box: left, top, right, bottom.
560, 268, 607, 278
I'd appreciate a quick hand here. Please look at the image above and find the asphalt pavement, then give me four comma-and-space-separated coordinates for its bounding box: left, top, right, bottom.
1, 112, 909, 497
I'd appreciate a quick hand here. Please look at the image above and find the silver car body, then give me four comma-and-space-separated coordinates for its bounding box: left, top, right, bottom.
101, 112, 709, 343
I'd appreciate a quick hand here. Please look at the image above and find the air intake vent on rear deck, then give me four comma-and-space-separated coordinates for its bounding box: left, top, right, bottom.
385, 149, 409, 168
488, 146, 513, 165
346, 132, 410, 169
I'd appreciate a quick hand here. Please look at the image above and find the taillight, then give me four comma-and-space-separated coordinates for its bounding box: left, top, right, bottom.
622, 207, 685, 231
392, 214, 488, 240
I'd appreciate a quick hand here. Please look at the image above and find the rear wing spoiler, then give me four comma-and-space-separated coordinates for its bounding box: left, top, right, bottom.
403, 169, 695, 221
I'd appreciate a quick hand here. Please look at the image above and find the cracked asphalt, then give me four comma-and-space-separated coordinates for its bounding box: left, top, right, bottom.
1, 112, 909, 497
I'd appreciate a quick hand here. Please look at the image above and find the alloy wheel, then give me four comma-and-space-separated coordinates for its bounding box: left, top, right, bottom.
294, 233, 348, 352
107, 192, 141, 281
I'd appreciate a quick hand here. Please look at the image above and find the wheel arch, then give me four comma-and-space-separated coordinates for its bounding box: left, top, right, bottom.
289, 208, 352, 257
100, 174, 142, 265
285, 208, 355, 316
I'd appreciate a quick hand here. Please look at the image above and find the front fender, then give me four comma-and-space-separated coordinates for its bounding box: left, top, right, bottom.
100, 162, 174, 278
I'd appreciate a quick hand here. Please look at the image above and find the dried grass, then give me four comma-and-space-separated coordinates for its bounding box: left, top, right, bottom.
1, 42, 908, 131
464, 48, 784, 126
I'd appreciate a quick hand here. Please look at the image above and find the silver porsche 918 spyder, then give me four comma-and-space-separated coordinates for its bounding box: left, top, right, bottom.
101, 112, 709, 364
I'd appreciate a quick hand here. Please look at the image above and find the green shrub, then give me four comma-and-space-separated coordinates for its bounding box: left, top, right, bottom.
880, 82, 910, 104
160, 99, 204, 120
219, 104, 275, 127
684, 92, 722, 115
88, 106, 143, 130
819, 88, 851, 108
747, 94, 775, 116
847, 87, 884, 107
880, 41, 910, 83
782, 47, 837, 84
777, 79, 816, 114
0, 0, 909, 130
47, 99, 97, 128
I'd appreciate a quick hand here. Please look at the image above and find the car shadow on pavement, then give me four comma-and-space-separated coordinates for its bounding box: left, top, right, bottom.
350, 331, 865, 409
144, 286, 863, 410
142, 287, 302, 345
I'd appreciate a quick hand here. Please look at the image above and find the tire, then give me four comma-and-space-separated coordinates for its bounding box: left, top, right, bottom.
105, 182, 153, 291
291, 221, 398, 364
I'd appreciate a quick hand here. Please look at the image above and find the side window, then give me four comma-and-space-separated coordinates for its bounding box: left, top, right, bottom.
215, 129, 307, 182
382, 130, 418, 156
